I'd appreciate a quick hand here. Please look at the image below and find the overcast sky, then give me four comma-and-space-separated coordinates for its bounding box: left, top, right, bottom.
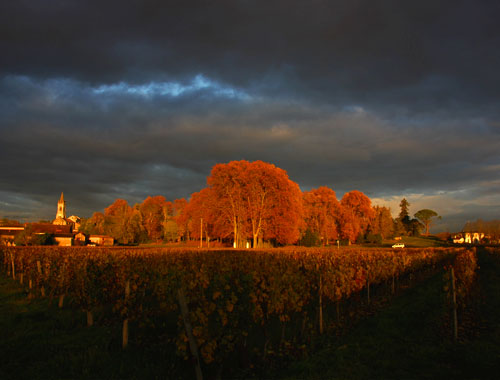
1, 0, 499, 232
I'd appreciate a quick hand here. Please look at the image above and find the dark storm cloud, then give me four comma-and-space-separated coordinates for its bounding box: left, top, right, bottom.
2, 1, 500, 109
1, 1, 499, 229
1, 74, 499, 221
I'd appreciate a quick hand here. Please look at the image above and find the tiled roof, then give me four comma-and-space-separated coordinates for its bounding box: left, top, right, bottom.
0, 229, 23, 236
31, 223, 72, 234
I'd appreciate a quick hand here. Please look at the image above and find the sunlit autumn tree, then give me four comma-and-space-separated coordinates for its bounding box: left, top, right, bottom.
104, 199, 133, 244
173, 198, 188, 242
139, 196, 170, 242
370, 206, 395, 239
207, 160, 249, 247
302, 186, 339, 245
339, 190, 375, 243
161, 201, 175, 242
207, 160, 303, 247
183, 187, 227, 247
127, 206, 147, 243
242, 161, 303, 246
80, 212, 106, 235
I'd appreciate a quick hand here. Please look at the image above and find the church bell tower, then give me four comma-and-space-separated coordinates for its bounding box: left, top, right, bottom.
56, 192, 66, 220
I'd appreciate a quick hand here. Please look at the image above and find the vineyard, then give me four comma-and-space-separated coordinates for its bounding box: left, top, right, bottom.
0, 246, 480, 378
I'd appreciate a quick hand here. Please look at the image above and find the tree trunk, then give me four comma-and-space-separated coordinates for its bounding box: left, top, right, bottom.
123, 280, 130, 349
234, 216, 238, 248
200, 218, 203, 248
10, 254, 15, 279
319, 274, 324, 334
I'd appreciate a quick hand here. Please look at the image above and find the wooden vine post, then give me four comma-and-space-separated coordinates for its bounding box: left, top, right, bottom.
87, 310, 94, 327
336, 300, 341, 323
36, 260, 45, 297
58, 264, 66, 308
319, 273, 324, 334
19, 262, 23, 285
10, 253, 15, 280
450, 267, 458, 342
58, 294, 65, 308
122, 280, 130, 349
392, 261, 396, 295
177, 287, 203, 380
366, 274, 371, 303
83, 261, 93, 327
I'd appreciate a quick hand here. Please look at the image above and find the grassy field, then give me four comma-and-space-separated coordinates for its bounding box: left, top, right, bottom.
379, 235, 451, 248
137, 234, 451, 249
1, 248, 499, 379
397, 235, 452, 248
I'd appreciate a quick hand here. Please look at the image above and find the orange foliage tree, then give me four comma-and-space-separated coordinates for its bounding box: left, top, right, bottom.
172, 198, 188, 242
206, 160, 248, 247
370, 206, 395, 239
80, 163, 395, 248
206, 160, 303, 247
302, 186, 339, 245
339, 190, 375, 243
103, 199, 133, 244
183, 188, 229, 246
139, 196, 172, 242
82, 212, 106, 235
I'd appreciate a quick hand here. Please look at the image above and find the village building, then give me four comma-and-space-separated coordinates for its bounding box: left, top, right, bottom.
52, 192, 80, 231
49, 193, 113, 246
67, 215, 81, 231
0, 226, 24, 246
452, 231, 486, 244
74, 232, 87, 244
49, 193, 114, 246
0, 193, 113, 247
31, 223, 74, 246
22, 192, 80, 246
89, 235, 114, 246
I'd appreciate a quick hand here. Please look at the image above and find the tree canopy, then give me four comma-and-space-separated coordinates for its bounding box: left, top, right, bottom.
414, 209, 441, 236
207, 160, 303, 247
76, 161, 446, 247
303, 186, 339, 245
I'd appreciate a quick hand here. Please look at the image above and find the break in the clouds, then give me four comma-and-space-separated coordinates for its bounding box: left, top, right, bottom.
1, 0, 500, 232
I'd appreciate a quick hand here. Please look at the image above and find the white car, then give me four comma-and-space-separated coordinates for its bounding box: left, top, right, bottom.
392, 243, 405, 248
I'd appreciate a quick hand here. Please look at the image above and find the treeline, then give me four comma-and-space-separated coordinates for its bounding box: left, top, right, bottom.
81, 160, 425, 246
0, 218, 22, 226
80, 196, 184, 245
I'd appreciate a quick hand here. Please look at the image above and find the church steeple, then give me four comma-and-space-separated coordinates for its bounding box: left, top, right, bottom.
56, 192, 66, 219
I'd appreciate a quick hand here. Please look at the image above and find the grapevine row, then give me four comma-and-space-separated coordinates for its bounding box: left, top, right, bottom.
1, 246, 468, 366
